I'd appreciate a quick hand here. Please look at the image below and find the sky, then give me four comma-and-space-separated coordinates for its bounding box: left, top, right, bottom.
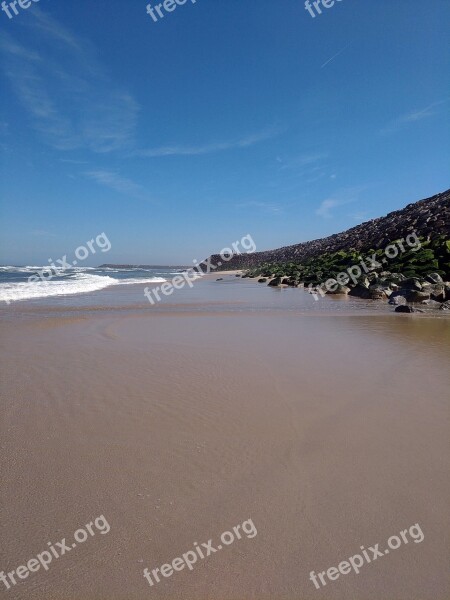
0, 0, 449, 265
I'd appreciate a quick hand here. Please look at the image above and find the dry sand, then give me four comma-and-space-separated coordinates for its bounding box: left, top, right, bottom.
1, 299, 449, 599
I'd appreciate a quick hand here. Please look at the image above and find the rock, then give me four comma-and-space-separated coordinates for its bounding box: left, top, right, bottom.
439, 301, 450, 310
267, 277, 281, 286
355, 276, 370, 288
425, 273, 444, 284
268, 277, 289, 287
368, 285, 387, 300
421, 299, 442, 307
327, 285, 351, 295
427, 284, 446, 302
389, 273, 406, 282
285, 278, 298, 287
258, 278, 267, 283
405, 290, 430, 302
402, 278, 423, 291
395, 305, 423, 313
389, 295, 407, 305
348, 284, 372, 299
216, 278, 223, 281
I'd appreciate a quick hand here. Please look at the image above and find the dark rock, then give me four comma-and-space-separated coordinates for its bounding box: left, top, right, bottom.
402, 278, 423, 291
425, 273, 444, 284
348, 284, 372, 299
405, 290, 431, 302
268, 277, 288, 287
216, 278, 223, 281
395, 304, 415, 313
285, 278, 298, 287
395, 305, 420, 313
388, 273, 406, 282
258, 278, 267, 283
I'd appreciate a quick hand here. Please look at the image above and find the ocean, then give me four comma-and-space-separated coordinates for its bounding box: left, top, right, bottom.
0, 266, 187, 304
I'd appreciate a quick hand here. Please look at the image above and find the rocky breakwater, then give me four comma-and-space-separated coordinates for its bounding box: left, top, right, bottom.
200, 188, 449, 272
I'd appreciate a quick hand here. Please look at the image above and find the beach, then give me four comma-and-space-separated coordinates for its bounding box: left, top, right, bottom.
1, 276, 449, 599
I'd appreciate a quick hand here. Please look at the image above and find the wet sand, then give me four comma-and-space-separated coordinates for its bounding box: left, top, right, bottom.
1, 280, 449, 599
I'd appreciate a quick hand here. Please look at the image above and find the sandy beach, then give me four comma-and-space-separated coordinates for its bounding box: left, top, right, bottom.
1, 278, 449, 599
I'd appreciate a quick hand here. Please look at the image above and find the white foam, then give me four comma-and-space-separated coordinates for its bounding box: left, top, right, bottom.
112, 277, 167, 285
0, 274, 116, 303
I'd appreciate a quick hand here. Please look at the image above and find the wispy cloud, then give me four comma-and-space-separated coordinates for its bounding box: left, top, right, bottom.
316, 198, 343, 218
315, 186, 365, 219
137, 126, 283, 157
277, 152, 329, 183
278, 153, 328, 171
380, 99, 449, 135
0, 11, 139, 153
84, 170, 149, 200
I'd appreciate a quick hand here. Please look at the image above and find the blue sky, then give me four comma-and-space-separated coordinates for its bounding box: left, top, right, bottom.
0, 0, 449, 265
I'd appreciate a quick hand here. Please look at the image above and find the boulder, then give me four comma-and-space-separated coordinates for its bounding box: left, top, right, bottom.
285, 278, 298, 287
327, 285, 351, 295
368, 285, 388, 300
389, 273, 406, 282
395, 305, 424, 313
268, 277, 288, 287
425, 273, 444, 284
258, 278, 267, 283
427, 284, 446, 302
405, 290, 431, 302
440, 301, 450, 311
348, 284, 372, 299
402, 278, 423, 291
389, 295, 406, 305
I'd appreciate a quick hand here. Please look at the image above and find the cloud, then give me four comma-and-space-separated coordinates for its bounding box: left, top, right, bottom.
137, 126, 283, 157
277, 152, 329, 183
0, 11, 139, 153
84, 170, 148, 200
315, 186, 365, 219
380, 99, 449, 135
316, 198, 343, 218
278, 153, 328, 171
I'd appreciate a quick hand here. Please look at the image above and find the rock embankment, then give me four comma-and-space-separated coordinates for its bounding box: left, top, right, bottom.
201, 189, 450, 271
